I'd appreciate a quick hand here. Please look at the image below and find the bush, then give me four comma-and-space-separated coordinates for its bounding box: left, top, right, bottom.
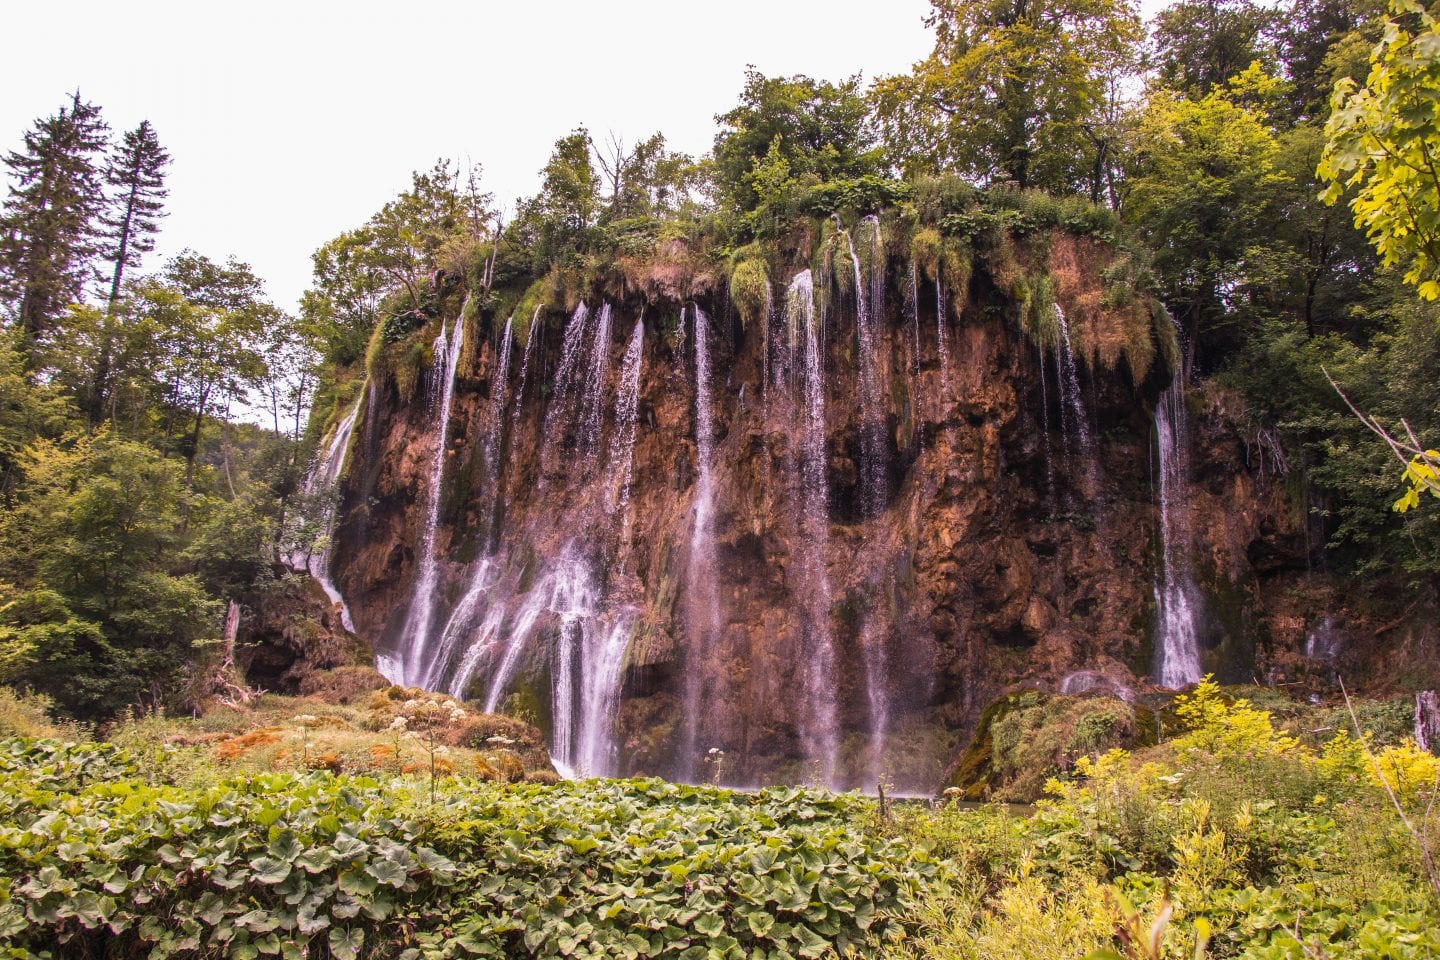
0, 687, 65, 738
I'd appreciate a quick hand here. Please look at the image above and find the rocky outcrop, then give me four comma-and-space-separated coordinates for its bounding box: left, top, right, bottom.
322, 225, 1318, 791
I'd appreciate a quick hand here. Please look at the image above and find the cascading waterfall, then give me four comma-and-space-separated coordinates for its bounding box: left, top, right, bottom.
291, 394, 363, 633
578, 303, 614, 465
848, 216, 889, 517
424, 303, 637, 778
608, 318, 644, 519
483, 314, 514, 499
1153, 374, 1204, 688
1037, 342, 1056, 498
397, 309, 466, 687
682, 305, 722, 772
573, 605, 639, 778
787, 271, 840, 786
505, 307, 540, 509
935, 277, 951, 415
1053, 304, 1097, 479
540, 303, 594, 479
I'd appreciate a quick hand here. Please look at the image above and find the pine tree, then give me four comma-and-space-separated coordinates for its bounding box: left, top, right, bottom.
89, 121, 168, 421
100, 120, 168, 309
0, 94, 109, 367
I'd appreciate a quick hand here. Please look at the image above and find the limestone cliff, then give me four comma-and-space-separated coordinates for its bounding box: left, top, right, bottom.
315, 220, 1321, 791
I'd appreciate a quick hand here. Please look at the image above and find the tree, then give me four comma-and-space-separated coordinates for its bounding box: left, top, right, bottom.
0, 432, 219, 715
0, 93, 108, 366
872, 0, 1143, 196
99, 121, 168, 309
1151, 0, 1281, 96
1278, 0, 1383, 121
354, 159, 494, 309
1122, 84, 1292, 371
139, 253, 271, 492
513, 130, 602, 268
1320, 0, 1440, 301
714, 71, 882, 215
89, 120, 169, 423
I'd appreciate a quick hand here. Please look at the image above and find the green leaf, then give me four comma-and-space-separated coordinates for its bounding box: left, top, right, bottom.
329, 927, 364, 960
249, 857, 292, 885
366, 859, 407, 888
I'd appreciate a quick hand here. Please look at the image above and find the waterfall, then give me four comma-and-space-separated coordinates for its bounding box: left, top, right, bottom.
1304, 616, 1341, 662
848, 216, 889, 517
291, 393, 363, 634
540, 303, 593, 478
1054, 304, 1097, 483
682, 305, 722, 772
505, 307, 540, 513
1037, 342, 1056, 499
483, 314, 514, 503
608, 318, 644, 518
1153, 377, 1204, 688
397, 309, 466, 686
425, 315, 522, 691
574, 609, 638, 777
578, 303, 614, 465
446, 546, 633, 777
787, 271, 840, 787
935, 277, 951, 416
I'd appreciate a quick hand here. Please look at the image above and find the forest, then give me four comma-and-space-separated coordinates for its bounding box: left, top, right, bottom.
1, 0, 1439, 955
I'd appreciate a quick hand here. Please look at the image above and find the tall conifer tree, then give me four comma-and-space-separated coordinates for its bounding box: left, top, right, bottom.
0, 94, 108, 366
100, 120, 168, 309
90, 121, 168, 420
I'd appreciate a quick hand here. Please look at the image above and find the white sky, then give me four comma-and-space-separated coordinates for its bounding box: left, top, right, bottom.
1, 0, 944, 312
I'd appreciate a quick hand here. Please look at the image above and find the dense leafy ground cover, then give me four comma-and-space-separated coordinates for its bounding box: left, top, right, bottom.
0, 738, 926, 960
0, 680, 1436, 960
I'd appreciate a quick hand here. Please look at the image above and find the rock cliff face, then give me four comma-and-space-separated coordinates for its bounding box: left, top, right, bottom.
320, 224, 1312, 791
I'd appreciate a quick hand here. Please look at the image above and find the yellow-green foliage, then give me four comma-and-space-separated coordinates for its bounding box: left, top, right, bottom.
890, 875, 1116, 960
940, 237, 972, 315
1371, 739, 1440, 803
0, 687, 64, 739
987, 691, 1136, 801
912, 227, 942, 281
1154, 300, 1181, 376
730, 257, 770, 330
1172, 676, 1300, 760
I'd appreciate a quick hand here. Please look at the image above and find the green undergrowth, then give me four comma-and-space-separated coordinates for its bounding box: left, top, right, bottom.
0, 739, 928, 960
2, 678, 1437, 959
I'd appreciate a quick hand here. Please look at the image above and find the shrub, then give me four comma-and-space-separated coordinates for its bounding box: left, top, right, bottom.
0, 687, 64, 739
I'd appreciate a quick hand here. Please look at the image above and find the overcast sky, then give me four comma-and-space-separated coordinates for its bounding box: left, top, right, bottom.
1, 0, 950, 311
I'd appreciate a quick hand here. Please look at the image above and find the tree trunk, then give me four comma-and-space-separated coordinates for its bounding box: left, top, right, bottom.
1417, 690, 1440, 754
